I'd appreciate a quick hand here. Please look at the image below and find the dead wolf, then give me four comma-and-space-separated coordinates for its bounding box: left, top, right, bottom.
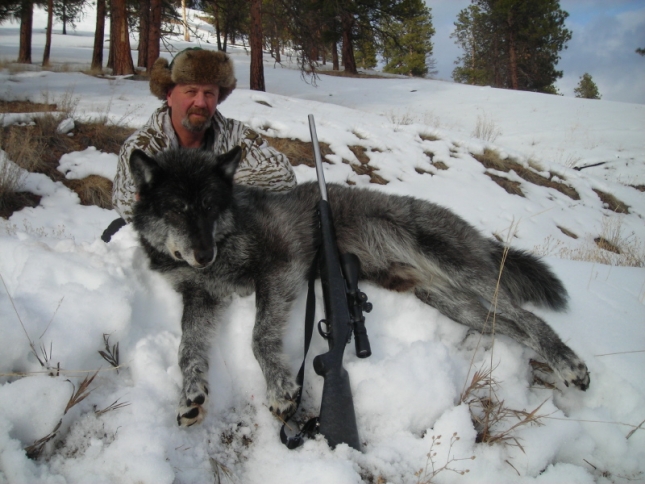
128, 146, 589, 426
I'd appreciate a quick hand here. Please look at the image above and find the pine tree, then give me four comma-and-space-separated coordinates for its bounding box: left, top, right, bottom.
17, 0, 33, 63
574, 73, 601, 99
42, 0, 53, 66
53, 0, 85, 35
637, 47, 645, 56
249, 0, 265, 91
452, 0, 571, 93
381, 0, 435, 77
110, 0, 134, 75
451, 4, 503, 85
90, 0, 105, 70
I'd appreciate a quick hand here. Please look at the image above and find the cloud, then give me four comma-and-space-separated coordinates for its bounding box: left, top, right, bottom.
427, 0, 645, 103
556, 7, 645, 103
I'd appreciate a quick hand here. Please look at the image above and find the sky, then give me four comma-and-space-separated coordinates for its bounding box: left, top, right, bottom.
1, 13, 645, 483
427, 0, 645, 104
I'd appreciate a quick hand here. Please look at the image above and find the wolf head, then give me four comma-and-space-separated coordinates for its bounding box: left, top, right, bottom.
129, 146, 242, 269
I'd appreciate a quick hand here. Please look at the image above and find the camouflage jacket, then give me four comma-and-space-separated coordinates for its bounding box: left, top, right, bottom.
112, 104, 297, 222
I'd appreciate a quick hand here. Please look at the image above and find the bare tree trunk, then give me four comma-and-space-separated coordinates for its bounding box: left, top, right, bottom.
507, 12, 518, 90
332, 41, 339, 70
214, 1, 222, 50
91, 0, 106, 71
138, 0, 150, 68
111, 0, 134, 75
42, 0, 53, 66
18, 0, 33, 63
341, 13, 357, 75
508, 30, 518, 89
249, 0, 265, 91
107, 0, 115, 70
182, 0, 190, 41
61, 1, 67, 35
147, 0, 161, 67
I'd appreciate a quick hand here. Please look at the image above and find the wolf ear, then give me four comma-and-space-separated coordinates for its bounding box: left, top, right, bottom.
215, 146, 242, 181
129, 149, 160, 190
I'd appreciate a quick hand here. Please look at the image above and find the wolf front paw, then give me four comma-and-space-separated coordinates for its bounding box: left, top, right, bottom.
266, 379, 300, 419
177, 382, 209, 427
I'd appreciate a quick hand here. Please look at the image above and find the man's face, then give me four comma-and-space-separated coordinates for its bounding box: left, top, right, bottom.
167, 83, 220, 133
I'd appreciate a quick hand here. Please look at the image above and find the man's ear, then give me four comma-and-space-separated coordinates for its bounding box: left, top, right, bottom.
216, 145, 242, 181
129, 149, 160, 190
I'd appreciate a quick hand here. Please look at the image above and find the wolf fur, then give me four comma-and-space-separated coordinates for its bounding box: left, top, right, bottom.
129, 146, 589, 427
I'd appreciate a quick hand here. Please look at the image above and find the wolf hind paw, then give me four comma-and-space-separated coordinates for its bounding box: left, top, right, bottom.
552, 355, 590, 391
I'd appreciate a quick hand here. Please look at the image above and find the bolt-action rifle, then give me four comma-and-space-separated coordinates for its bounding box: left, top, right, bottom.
308, 114, 373, 451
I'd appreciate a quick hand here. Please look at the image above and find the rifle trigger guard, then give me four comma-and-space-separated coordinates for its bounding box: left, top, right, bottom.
318, 319, 331, 339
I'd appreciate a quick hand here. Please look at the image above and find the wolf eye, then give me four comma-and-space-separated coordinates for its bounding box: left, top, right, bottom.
167, 202, 188, 216
202, 198, 214, 211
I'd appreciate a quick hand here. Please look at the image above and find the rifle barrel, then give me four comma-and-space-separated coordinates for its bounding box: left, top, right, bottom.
308, 114, 328, 201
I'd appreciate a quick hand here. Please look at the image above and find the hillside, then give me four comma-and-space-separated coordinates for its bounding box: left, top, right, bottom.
0, 8, 644, 484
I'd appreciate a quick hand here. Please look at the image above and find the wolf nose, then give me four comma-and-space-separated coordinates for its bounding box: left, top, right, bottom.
194, 248, 214, 266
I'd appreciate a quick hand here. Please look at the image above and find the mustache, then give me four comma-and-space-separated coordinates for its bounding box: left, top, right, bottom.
187, 107, 210, 117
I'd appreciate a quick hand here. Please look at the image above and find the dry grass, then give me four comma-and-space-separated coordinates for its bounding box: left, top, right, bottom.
263, 135, 332, 168
0, 98, 134, 217
318, 69, 390, 79
536, 216, 644, 267
266, 135, 390, 185
414, 433, 475, 483
419, 133, 440, 142
460, 367, 548, 448
557, 226, 578, 239
0, 100, 57, 113
347, 145, 388, 185
386, 109, 415, 126
98, 333, 120, 373
472, 114, 502, 142
486, 173, 524, 197
473, 149, 580, 200
66, 175, 113, 209
593, 189, 630, 214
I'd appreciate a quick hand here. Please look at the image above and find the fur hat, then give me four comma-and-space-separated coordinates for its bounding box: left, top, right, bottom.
149, 48, 237, 103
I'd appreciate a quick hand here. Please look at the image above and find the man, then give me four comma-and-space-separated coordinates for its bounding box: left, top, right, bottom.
110, 48, 296, 225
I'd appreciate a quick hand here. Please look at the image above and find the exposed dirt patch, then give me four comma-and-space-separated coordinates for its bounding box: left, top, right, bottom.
557, 226, 578, 239
347, 145, 388, 185
485, 173, 524, 197
263, 136, 332, 168
593, 189, 630, 214
473, 148, 580, 201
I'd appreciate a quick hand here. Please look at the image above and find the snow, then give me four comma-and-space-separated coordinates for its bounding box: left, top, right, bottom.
0, 7, 644, 484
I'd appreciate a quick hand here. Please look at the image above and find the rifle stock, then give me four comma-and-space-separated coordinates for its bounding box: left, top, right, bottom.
309, 115, 366, 451
312, 198, 361, 450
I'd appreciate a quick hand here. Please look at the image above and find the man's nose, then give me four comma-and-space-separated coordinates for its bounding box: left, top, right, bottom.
193, 91, 207, 107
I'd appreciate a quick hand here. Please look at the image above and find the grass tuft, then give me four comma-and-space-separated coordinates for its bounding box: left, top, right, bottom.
0, 99, 134, 217
535, 216, 644, 267
415, 433, 475, 483
347, 145, 388, 185
472, 113, 502, 142
593, 189, 630, 214
263, 136, 332, 168
473, 148, 580, 200
98, 333, 120, 373
460, 367, 548, 447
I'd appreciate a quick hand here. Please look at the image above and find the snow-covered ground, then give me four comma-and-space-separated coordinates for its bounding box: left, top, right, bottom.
0, 8, 644, 484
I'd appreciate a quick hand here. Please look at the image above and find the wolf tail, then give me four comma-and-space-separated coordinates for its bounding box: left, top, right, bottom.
490, 243, 569, 311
